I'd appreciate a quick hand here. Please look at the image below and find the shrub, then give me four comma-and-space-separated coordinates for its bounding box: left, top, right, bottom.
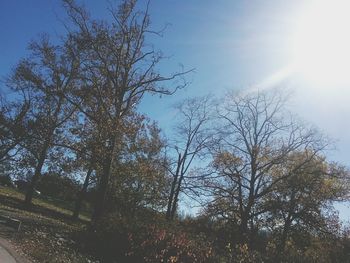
0, 174, 14, 187
80, 212, 213, 263
128, 224, 213, 263
36, 173, 80, 201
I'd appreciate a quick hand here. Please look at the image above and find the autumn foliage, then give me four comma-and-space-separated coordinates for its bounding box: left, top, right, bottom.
0, 0, 350, 262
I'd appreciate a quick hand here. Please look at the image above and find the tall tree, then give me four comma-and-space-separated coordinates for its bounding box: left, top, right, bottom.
203, 89, 325, 244
165, 96, 213, 220
8, 36, 79, 206
63, 0, 190, 222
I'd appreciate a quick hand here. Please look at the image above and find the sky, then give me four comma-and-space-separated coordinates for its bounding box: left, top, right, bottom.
1, 0, 350, 219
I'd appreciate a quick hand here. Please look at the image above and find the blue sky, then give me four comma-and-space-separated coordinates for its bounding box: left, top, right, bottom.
1, 0, 349, 220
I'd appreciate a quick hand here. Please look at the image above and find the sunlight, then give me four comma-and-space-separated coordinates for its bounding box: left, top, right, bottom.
256, 66, 294, 90
292, 0, 350, 86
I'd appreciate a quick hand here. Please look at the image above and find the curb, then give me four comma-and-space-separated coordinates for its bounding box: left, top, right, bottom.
0, 236, 31, 263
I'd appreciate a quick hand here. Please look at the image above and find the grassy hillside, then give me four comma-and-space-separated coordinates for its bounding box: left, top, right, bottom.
0, 186, 97, 263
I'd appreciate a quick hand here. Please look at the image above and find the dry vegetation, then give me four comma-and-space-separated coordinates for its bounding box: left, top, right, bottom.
1, 1, 350, 262
0, 186, 96, 263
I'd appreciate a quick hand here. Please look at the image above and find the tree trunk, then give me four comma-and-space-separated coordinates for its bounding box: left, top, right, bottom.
166, 153, 181, 220
277, 216, 292, 255
24, 146, 48, 207
72, 165, 93, 220
24, 100, 60, 207
166, 174, 178, 220
91, 156, 112, 225
239, 212, 249, 244
277, 193, 295, 256
170, 172, 184, 220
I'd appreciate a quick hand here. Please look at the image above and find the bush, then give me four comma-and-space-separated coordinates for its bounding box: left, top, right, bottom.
0, 174, 14, 187
128, 224, 213, 262
36, 173, 80, 201
80, 212, 214, 263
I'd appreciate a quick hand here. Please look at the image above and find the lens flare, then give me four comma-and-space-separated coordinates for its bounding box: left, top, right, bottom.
292, 0, 350, 86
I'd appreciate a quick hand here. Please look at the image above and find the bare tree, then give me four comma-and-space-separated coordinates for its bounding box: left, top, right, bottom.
203, 89, 326, 244
63, 0, 191, 223
165, 96, 213, 220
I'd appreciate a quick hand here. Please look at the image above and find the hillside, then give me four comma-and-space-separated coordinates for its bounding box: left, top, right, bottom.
0, 186, 96, 263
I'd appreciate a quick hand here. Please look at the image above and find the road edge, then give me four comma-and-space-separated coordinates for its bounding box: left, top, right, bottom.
0, 236, 31, 263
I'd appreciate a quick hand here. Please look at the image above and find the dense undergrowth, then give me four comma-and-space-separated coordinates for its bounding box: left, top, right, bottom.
1, 186, 350, 263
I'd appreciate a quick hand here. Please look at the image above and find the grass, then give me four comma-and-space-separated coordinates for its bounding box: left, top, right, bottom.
0, 186, 97, 263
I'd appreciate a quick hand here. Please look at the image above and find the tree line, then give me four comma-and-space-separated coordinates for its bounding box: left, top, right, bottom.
1, 1, 350, 262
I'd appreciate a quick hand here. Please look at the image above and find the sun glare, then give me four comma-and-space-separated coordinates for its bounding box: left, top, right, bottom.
292, 0, 350, 86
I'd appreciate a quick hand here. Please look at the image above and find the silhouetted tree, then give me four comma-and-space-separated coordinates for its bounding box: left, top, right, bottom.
203, 89, 326, 245
165, 96, 213, 220
0, 96, 29, 162
63, 0, 190, 223
7, 36, 79, 206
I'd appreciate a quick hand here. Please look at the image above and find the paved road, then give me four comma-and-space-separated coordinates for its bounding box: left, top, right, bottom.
0, 236, 30, 263
0, 245, 16, 263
